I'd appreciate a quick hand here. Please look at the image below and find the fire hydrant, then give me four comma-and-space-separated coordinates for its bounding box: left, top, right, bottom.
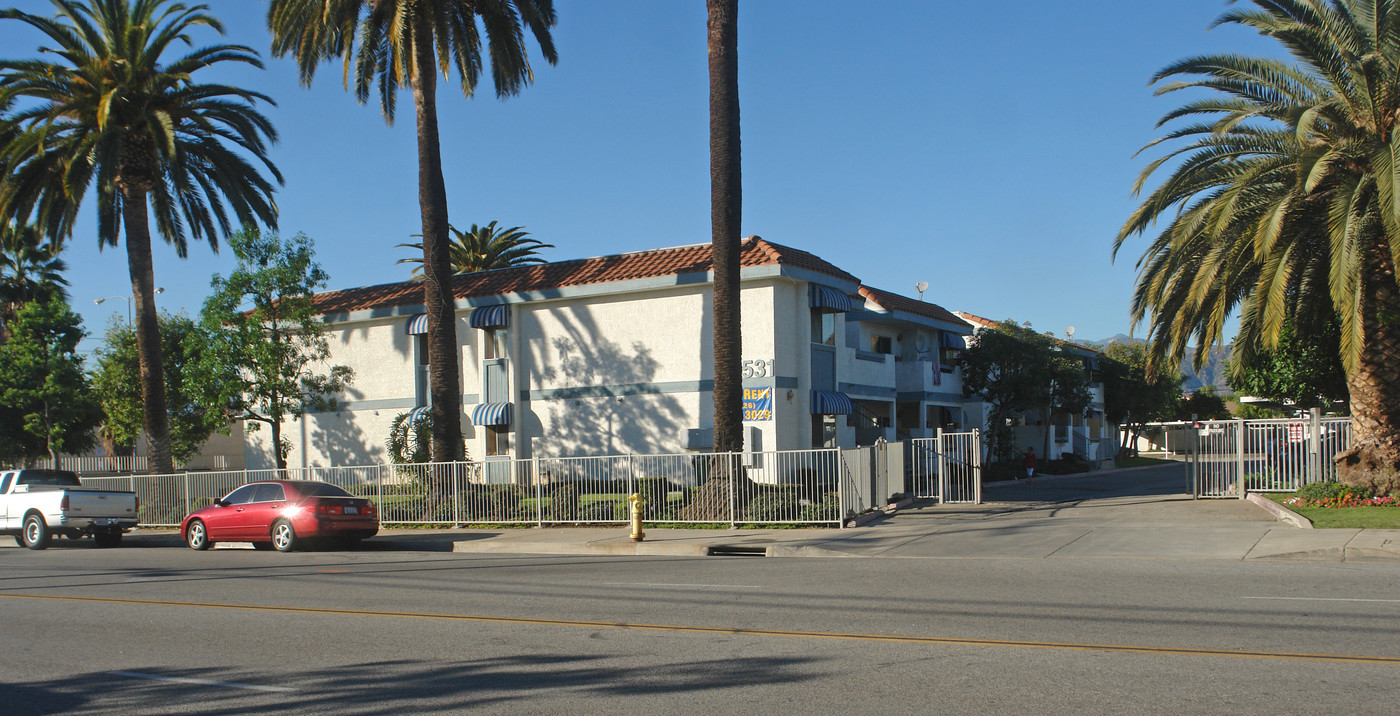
627, 492, 646, 542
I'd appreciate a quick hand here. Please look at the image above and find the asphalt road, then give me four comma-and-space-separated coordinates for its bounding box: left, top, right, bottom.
3, 544, 1399, 714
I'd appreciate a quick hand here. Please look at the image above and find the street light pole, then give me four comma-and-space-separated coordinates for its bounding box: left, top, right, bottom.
94, 288, 164, 324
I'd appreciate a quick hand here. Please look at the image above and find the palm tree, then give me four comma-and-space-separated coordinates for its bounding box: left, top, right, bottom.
1116, 0, 1400, 489
709, 0, 742, 455
0, 0, 282, 475
268, 1, 557, 463
397, 221, 553, 277
0, 222, 69, 342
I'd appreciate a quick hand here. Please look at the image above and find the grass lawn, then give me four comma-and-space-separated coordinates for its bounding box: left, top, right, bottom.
1260, 494, 1400, 529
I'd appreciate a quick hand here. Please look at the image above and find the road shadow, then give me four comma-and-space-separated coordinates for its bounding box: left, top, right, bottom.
6, 654, 830, 715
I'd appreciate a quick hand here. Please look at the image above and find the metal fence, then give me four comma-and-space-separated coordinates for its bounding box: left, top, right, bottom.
907, 430, 983, 504
80, 446, 888, 528
1188, 413, 1352, 498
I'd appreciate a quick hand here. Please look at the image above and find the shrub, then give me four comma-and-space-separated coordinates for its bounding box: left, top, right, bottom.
744, 486, 799, 521
800, 491, 840, 522
1296, 482, 1373, 502
637, 477, 670, 519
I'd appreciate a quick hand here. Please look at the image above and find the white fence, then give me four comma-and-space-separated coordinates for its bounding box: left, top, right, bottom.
9, 455, 233, 475
1187, 414, 1352, 498
81, 447, 897, 528
906, 430, 983, 504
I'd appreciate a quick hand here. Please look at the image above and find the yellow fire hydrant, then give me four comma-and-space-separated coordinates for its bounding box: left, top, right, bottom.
628, 492, 646, 542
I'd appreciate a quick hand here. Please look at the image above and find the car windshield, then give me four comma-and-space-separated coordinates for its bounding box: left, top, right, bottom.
291, 481, 354, 498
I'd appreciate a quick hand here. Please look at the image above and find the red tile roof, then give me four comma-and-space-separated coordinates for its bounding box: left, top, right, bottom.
953, 310, 1000, 329
312, 236, 860, 315
857, 286, 966, 330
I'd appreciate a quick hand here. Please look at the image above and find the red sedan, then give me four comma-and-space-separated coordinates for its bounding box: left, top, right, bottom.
182, 480, 378, 552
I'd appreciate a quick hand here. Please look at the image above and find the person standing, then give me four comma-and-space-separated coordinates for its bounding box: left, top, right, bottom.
1023, 448, 1037, 480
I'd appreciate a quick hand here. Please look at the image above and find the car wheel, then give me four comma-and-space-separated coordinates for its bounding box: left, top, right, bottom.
94, 530, 122, 548
271, 520, 298, 552
13, 535, 24, 548
23, 514, 50, 550
185, 520, 211, 551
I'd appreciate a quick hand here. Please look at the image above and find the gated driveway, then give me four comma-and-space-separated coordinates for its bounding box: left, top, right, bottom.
971, 462, 1273, 524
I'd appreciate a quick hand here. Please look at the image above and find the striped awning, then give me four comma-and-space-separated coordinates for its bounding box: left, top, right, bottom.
407, 406, 431, 423
405, 314, 429, 335
809, 285, 853, 313
810, 390, 853, 415
470, 402, 513, 426
469, 305, 509, 329
940, 332, 965, 349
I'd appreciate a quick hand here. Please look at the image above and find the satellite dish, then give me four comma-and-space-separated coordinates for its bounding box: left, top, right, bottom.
915, 281, 929, 301
1065, 326, 1076, 338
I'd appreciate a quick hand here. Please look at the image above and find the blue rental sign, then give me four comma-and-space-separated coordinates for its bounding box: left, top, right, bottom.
742, 387, 773, 421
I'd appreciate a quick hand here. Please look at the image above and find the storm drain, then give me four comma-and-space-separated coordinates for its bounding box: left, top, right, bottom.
706, 544, 768, 557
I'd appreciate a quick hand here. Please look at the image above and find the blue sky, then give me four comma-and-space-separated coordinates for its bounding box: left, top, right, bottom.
1, 0, 1277, 354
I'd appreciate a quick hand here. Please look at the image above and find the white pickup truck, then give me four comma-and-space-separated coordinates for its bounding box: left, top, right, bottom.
0, 469, 139, 549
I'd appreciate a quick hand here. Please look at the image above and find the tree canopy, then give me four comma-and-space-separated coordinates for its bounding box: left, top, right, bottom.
92, 312, 225, 465
191, 229, 352, 469
1101, 341, 1183, 456
959, 320, 1093, 463
0, 0, 282, 474
0, 297, 100, 464
1115, 0, 1400, 487
397, 221, 553, 277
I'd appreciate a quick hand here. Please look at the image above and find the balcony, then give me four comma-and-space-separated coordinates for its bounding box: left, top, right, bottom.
895, 358, 961, 396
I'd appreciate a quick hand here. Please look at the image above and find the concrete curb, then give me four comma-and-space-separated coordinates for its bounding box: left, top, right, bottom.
1247, 493, 1312, 529
845, 496, 915, 528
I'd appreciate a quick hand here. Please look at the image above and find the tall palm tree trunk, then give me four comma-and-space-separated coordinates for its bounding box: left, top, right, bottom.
411, 17, 465, 463
680, 0, 743, 523
709, 0, 742, 455
120, 187, 174, 475
1337, 238, 1400, 492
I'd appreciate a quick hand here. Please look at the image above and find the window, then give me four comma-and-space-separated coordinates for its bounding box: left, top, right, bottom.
810, 310, 835, 346
17, 470, 81, 487
811, 414, 838, 448
486, 425, 511, 456
252, 483, 286, 503
871, 335, 893, 355
222, 485, 257, 505
414, 333, 430, 407
291, 481, 354, 498
482, 328, 506, 360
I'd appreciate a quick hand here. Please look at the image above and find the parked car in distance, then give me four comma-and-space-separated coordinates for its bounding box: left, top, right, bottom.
1, 469, 139, 549
181, 480, 378, 552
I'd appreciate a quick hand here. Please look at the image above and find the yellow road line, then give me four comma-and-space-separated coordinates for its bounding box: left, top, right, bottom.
3, 592, 1396, 665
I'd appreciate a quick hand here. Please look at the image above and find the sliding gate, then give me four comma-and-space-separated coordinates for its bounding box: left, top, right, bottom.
1189, 414, 1352, 498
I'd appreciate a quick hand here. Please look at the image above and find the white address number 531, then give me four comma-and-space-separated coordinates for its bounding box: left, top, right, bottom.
742, 359, 774, 378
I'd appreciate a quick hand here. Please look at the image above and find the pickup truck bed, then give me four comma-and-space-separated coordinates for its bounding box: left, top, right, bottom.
1, 469, 139, 549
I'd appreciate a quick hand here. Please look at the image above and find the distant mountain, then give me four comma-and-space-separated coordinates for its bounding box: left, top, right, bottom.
1087, 335, 1232, 394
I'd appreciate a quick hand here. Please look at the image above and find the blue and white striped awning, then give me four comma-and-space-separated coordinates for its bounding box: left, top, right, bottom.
940, 332, 965, 349
810, 390, 854, 415
469, 305, 510, 329
407, 405, 431, 423
405, 314, 429, 335
809, 285, 853, 313
470, 402, 513, 426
